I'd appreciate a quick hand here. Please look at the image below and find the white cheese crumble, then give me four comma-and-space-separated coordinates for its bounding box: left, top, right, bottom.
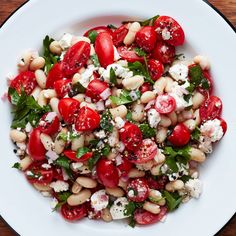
110, 197, 130, 220
91, 190, 109, 211
162, 28, 171, 40
199, 136, 213, 153
45, 112, 57, 123
113, 46, 121, 61
80, 65, 96, 88
41, 163, 51, 170
100, 88, 111, 100
59, 33, 73, 50
46, 150, 59, 164
114, 117, 125, 129
94, 130, 106, 139
96, 101, 105, 111
25, 122, 33, 133
50, 180, 69, 193
185, 179, 203, 198
169, 63, 189, 81
71, 162, 83, 171
147, 109, 161, 128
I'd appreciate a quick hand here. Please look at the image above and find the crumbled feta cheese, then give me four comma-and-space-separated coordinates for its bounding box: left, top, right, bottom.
129, 91, 139, 101
147, 109, 161, 128
45, 112, 57, 123
114, 46, 121, 61
116, 141, 125, 153
80, 66, 96, 88
71, 162, 83, 171
115, 117, 125, 129
46, 150, 59, 164
59, 33, 73, 50
42, 163, 51, 170
91, 190, 109, 211
96, 101, 105, 111
199, 136, 213, 153
162, 28, 171, 40
200, 119, 224, 142
94, 130, 106, 139
185, 179, 203, 198
110, 197, 130, 220
100, 88, 111, 100
50, 180, 69, 193
115, 154, 123, 166
25, 122, 33, 133
169, 63, 189, 81
62, 168, 69, 181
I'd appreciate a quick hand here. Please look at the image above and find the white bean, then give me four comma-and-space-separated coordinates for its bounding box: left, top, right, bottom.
20, 156, 33, 171
84, 133, 95, 146
49, 41, 62, 55
118, 179, 128, 190
140, 91, 156, 104
43, 89, 57, 99
30, 57, 45, 71
189, 147, 206, 163
143, 202, 160, 214
194, 109, 201, 126
153, 77, 167, 95
128, 168, 145, 178
105, 187, 125, 197
150, 165, 161, 176
122, 75, 144, 90
71, 135, 85, 151
54, 130, 67, 154
72, 73, 81, 85
40, 133, 54, 151
18, 51, 32, 72
132, 103, 145, 122
168, 111, 178, 126
110, 105, 127, 119
73, 94, 85, 102
34, 183, 51, 192
123, 22, 141, 45
192, 92, 205, 109
156, 127, 167, 143
37, 91, 47, 107
164, 77, 174, 93
159, 115, 172, 127
71, 182, 82, 194
76, 177, 97, 188
10, 129, 27, 143
101, 208, 112, 222
136, 160, 154, 171
154, 152, 166, 165
193, 55, 210, 70
35, 69, 47, 89
31, 86, 42, 101
49, 98, 62, 120
108, 128, 119, 147
80, 102, 97, 111
67, 189, 91, 206
183, 119, 196, 131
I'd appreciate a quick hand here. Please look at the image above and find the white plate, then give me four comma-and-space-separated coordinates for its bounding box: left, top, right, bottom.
0, 0, 236, 235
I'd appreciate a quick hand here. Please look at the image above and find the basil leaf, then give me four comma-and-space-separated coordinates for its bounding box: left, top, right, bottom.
139, 123, 156, 138
134, 47, 147, 57
8, 87, 20, 105
88, 30, 98, 44
90, 54, 100, 67
12, 162, 21, 170
110, 67, 117, 85
100, 110, 114, 132
76, 147, 90, 159
54, 156, 70, 169
163, 191, 183, 211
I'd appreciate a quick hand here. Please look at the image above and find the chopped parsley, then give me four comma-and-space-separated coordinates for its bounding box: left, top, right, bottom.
12, 162, 21, 170
57, 132, 80, 142
126, 111, 133, 122
54, 156, 73, 180
134, 47, 147, 57
110, 67, 118, 85
107, 24, 117, 29
53, 191, 72, 211
100, 110, 114, 132
90, 54, 100, 67
68, 81, 86, 97
76, 147, 90, 159
191, 127, 201, 142
88, 30, 98, 44
163, 191, 183, 211
110, 90, 141, 105
139, 123, 156, 138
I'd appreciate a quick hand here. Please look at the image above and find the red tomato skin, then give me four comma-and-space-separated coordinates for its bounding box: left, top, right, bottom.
199, 96, 222, 122
38, 112, 60, 135
219, 118, 227, 134
197, 70, 213, 97
117, 46, 144, 63
75, 106, 100, 131
119, 123, 143, 152
58, 98, 80, 124
148, 59, 164, 81
155, 94, 176, 114
64, 150, 93, 162
46, 62, 65, 89
28, 128, 46, 161
95, 32, 114, 68
154, 16, 185, 46
117, 158, 133, 177
135, 26, 157, 52
61, 204, 87, 221
10, 71, 37, 95
152, 41, 176, 64
84, 26, 112, 37
54, 79, 72, 98
146, 175, 168, 190
62, 41, 90, 77
112, 25, 129, 46
139, 82, 152, 94
85, 79, 110, 101
168, 123, 191, 147
96, 159, 119, 188
134, 207, 168, 225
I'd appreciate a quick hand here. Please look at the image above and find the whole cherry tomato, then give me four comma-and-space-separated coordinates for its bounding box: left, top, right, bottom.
61, 203, 87, 221
168, 123, 191, 147
112, 24, 129, 46
54, 79, 72, 98
135, 26, 157, 52
148, 59, 164, 81
96, 159, 119, 188
84, 26, 112, 37
139, 82, 152, 94
75, 106, 100, 131
154, 16, 185, 46
117, 46, 144, 63
28, 128, 46, 161
64, 150, 93, 162
155, 94, 176, 114
46, 62, 65, 88
219, 118, 227, 134
58, 98, 80, 124
38, 112, 60, 135
95, 32, 114, 68
117, 157, 133, 177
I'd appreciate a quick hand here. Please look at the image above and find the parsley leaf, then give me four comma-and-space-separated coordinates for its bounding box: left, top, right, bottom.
110, 67, 117, 85
53, 191, 72, 211
100, 110, 114, 132
180, 175, 192, 183
134, 47, 147, 57
57, 131, 80, 142
139, 123, 156, 138
126, 111, 133, 122
191, 127, 201, 141
76, 147, 90, 159
8, 87, 20, 105
88, 30, 98, 44
90, 54, 100, 67
122, 15, 159, 27
107, 24, 117, 29
88, 153, 100, 170
54, 156, 70, 169
68, 82, 86, 97
12, 162, 21, 170
110, 90, 141, 106
163, 191, 183, 211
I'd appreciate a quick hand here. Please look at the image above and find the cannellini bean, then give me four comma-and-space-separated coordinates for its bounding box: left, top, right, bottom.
150, 165, 161, 176
43, 89, 57, 99
107, 150, 118, 161
67, 189, 91, 206
71, 135, 85, 151
118, 179, 128, 190
182, 110, 194, 120
154, 152, 166, 165
101, 208, 112, 222
35, 69, 47, 89
79, 67, 86, 74
10, 129, 27, 143
54, 130, 67, 154
153, 77, 167, 95
141, 91, 156, 104
76, 177, 97, 188
149, 189, 162, 200
157, 198, 166, 206
159, 115, 172, 127
80, 102, 97, 111
40, 133, 54, 151
73, 94, 85, 102
72, 73, 81, 85
168, 111, 178, 126
49, 41, 62, 55
192, 92, 205, 109
166, 180, 184, 192
189, 147, 206, 163
123, 22, 141, 45
156, 127, 167, 143
177, 113, 185, 123
71, 182, 82, 194
131, 103, 145, 122
143, 202, 160, 214
105, 187, 125, 197
30, 57, 45, 71
193, 55, 210, 70
49, 98, 62, 120
78, 165, 91, 174
20, 155, 33, 171
34, 183, 52, 192
164, 77, 174, 93
128, 168, 145, 178
84, 133, 95, 146
18, 51, 32, 72
37, 91, 47, 107
184, 119, 196, 131
108, 128, 119, 147
194, 109, 201, 126
122, 75, 144, 90
31, 86, 42, 101
110, 105, 127, 119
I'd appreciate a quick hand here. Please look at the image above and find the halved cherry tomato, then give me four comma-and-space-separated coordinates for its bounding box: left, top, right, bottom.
135, 26, 157, 52
64, 150, 93, 162
127, 179, 149, 202
168, 123, 191, 147
112, 24, 128, 46
10, 71, 36, 95
199, 96, 222, 122
139, 82, 152, 94
86, 79, 110, 101
38, 112, 60, 135
197, 70, 213, 97
117, 46, 144, 63
155, 94, 176, 114
146, 175, 168, 190
53, 168, 64, 181
117, 157, 133, 177
54, 79, 72, 98
85, 201, 102, 220
95, 32, 114, 68
84, 26, 112, 37
62, 41, 90, 77
134, 207, 168, 225
219, 118, 227, 134
26, 161, 53, 185
58, 98, 80, 124
119, 123, 142, 152
148, 59, 164, 81
46, 62, 65, 88
75, 106, 100, 131
154, 16, 185, 46
132, 139, 158, 164
96, 159, 119, 188
28, 128, 46, 161
152, 41, 175, 64
61, 203, 87, 221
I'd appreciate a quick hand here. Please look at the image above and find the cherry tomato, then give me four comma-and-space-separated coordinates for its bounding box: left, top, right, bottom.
134, 207, 168, 225
112, 24, 129, 46
219, 118, 227, 134
95, 32, 114, 68
26, 162, 53, 185
28, 128, 46, 161
75, 106, 100, 131
117, 157, 133, 177
58, 98, 80, 124
132, 139, 158, 164
168, 123, 191, 147
119, 123, 142, 152
155, 94, 176, 114
38, 112, 60, 135
148, 59, 164, 81
86, 79, 110, 101
62, 41, 90, 77
146, 175, 168, 190
10, 71, 36, 95
84, 26, 112, 37
135, 26, 157, 52
152, 41, 175, 64
199, 96, 222, 122
197, 70, 214, 97
64, 150, 93, 162
139, 82, 152, 94
96, 159, 119, 188
85, 201, 102, 220
53, 168, 64, 181
117, 46, 144, 63
154, 16, 185, 46
54, 79, 72, 98
61, 203, 87, 221
127, 178, 149, 202
46, 62, 65, 89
